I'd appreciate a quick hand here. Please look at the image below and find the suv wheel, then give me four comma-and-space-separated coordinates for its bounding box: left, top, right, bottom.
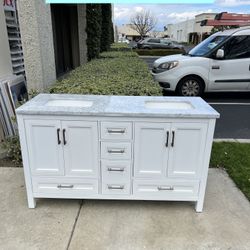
177, 76, 204, 97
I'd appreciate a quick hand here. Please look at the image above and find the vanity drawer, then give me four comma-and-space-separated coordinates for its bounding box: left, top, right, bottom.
101, 160, 131, 182
102, 182, 131, 195
101, 142, 132, 160
32, 177, 98, 195
100, 122, 132, 140
133, 180, 199, 198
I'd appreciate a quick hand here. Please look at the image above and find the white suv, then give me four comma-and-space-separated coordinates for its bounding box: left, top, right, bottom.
152, 27, 250, 96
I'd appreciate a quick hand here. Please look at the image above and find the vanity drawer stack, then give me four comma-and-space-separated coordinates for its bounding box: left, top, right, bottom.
100, 122, 132, 195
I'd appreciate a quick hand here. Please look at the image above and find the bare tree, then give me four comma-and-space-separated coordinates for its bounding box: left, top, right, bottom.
130, 10, 157, 38
150, 30, 160, 38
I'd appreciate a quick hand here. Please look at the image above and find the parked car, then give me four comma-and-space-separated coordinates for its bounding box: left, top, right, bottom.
137, 38, 184, 50
118, 38, 130, 44
152, 27, 250, 96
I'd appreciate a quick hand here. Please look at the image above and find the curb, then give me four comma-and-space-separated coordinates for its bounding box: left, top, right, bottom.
139, 55, 161, 58
213, 139, 250, 143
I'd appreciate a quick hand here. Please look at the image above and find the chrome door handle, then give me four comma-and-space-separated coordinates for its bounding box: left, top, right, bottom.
171, 131, 175, 147
158, 186, 174, 191
165, 131, 169, 147
107, 149, 125, 154
57, 184, 74, 189
62, 129, 66, 145
107, 167, 125, 172
107, 129, 125, 134
57, 128, 61, 145
108, 185, 124, 190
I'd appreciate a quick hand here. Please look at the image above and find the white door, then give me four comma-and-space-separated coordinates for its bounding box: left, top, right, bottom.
209, 35, 250, 91
134, 122, 171, 178
25, 119, 64, 176
62, 121, 98, 177
168, 123, 207, 178
209, 58, 250, 90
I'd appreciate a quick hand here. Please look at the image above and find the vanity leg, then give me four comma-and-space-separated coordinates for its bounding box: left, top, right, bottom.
27, 196, 36, 209
195, 199, 203, 213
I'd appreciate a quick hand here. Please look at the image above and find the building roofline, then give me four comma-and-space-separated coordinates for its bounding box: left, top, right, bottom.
195, 12, 218, 17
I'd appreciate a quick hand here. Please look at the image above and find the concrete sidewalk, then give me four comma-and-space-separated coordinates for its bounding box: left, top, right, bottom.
0, 168, 249, 250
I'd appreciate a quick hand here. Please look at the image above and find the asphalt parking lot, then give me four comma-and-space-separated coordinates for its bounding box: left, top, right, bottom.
141, 56, 250, 139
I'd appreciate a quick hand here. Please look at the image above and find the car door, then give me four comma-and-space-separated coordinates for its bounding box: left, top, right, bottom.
209, 35, 250, 91
148, 38, 161, 49
160, 39, 172, 49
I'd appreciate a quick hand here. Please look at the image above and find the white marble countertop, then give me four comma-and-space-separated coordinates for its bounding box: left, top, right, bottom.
16, 94, 220, 119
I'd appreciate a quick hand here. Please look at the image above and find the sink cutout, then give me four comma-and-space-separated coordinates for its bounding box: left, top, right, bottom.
145, 101, 193, 110
45, 100, 93, 108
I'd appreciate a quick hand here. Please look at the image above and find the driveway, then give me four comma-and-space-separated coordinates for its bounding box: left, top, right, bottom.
0, 167, 250, 250
141, 56, 250, 139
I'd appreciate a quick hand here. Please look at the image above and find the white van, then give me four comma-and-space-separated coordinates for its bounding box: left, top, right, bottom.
152, 27, 250, 96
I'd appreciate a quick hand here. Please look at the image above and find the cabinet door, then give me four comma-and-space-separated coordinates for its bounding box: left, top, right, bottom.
25, 119, 64, 176
62, 121, 98, 177
134, 122, 171, 178
168, 123, 207, 178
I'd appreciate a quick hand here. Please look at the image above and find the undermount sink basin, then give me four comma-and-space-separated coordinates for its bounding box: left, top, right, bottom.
145, 101, 193, 110
45, 100, 93, 108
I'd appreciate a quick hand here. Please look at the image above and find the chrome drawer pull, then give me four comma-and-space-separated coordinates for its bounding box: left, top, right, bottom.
107, 129, 126, 134
107, 167, 125, 172
108, 185, 124, 190
107, 149, 125, 154
57, 184, 74, 189
157, 186, 174, 191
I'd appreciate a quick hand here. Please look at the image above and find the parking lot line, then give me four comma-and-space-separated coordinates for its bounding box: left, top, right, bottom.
208, 102, 250, 105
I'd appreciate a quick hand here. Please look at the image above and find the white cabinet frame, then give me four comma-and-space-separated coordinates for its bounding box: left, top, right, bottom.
17, 114, 216, 212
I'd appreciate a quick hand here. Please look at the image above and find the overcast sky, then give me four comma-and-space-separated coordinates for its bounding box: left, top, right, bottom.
114, 0, 250, 31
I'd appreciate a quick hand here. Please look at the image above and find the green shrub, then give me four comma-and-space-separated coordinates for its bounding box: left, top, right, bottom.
100, 4, 112, 52
110, 21, 114, 44
99, 51, 138, 59
110, 43, 132, 52
86, 4, 102, 60
49, 53, 162, 96
2, 135, 22, 166
134, 49, 184, 56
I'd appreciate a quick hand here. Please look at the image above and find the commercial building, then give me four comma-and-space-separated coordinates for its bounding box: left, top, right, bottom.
0, 0, 88, 91
118, 24, 167, 41
117, 24, 141, 41
165, 13, 217, 43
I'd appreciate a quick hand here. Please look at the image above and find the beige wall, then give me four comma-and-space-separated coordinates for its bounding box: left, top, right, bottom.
195, 13, 217, 34
17, 0, 56, 91
0, 4, 12, 78
171, 19, 195, 42
77, 4, 88, 65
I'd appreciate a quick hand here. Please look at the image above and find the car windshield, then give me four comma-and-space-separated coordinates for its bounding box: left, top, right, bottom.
188, 35, 228, 56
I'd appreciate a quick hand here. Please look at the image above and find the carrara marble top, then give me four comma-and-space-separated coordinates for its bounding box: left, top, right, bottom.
16, 94, 220, 119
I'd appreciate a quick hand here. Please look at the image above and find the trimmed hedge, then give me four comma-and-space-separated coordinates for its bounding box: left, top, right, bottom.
99, 51, 138, 59
134, 49, 184, 56
110, 43, 132, 52
49, 51, 162, 96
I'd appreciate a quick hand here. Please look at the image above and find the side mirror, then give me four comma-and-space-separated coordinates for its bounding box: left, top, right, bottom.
216, 49, 224, 59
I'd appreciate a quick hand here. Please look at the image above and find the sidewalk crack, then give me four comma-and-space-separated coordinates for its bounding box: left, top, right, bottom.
66, 200, 84, 250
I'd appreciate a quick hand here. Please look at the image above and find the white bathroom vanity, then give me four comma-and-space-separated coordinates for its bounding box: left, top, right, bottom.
16, 94, 219, 212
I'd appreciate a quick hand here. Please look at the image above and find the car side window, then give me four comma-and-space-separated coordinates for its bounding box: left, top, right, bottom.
148, 39, 160, 43
160, 39, 171, 45
223, 35, 250, 59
